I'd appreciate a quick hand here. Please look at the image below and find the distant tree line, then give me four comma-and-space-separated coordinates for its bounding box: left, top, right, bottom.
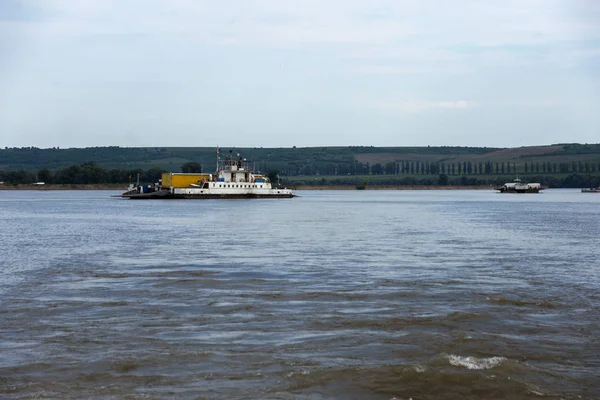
1, 160, 600, 188
0, 162, 174, 185
292, 173, 600, 189
2, 145, 599, 180
0, 145, 572, 172
264, 159, 600, 177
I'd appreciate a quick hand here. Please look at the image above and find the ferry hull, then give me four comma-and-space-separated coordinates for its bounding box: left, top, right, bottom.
496, 187, 542, 193
121, 190, 175, 199
179, 193, 294, 199
121, 189, 294, 199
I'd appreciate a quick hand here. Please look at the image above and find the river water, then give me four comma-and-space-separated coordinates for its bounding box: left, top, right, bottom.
1, 189, 599, 399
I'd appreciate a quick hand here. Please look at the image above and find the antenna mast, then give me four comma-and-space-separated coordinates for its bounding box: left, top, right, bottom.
215, 146, 220, 173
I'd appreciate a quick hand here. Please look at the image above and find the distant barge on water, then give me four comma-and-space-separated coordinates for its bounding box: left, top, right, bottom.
581, 187, 600, 193
496, 178, 543, 193
119, 149, 294, 199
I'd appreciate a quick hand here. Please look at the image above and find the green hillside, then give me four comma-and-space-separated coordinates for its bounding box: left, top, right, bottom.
1, 143, 600, 188
2, 143, 600, 172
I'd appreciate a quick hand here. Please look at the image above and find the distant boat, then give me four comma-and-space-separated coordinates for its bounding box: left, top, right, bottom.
496, 178, 543, 193
581, 187, 600, 193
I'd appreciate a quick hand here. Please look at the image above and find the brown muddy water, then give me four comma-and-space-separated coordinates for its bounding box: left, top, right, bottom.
1, 189, 599, 399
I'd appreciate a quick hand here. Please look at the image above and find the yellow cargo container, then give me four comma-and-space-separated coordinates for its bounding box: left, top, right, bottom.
162, 173, 212, 188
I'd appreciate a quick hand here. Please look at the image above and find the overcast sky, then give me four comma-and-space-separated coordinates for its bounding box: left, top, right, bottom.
1, 0, 599, 148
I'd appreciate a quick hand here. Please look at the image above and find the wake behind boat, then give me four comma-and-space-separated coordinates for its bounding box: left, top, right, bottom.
120, 149, 294, 199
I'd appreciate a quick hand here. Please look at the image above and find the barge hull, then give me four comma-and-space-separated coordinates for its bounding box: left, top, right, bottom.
180, 193, 294, 199
496, 188, 542, 193
122, 192, 294, 199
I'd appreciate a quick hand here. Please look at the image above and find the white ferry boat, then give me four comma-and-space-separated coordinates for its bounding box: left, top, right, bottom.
120, 150, 294, 199
496, 178, 543, 193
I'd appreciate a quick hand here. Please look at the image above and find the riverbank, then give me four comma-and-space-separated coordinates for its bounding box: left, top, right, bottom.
294, 185, 493, 190
0, 184, 123, 190
0, 184, 495, 191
